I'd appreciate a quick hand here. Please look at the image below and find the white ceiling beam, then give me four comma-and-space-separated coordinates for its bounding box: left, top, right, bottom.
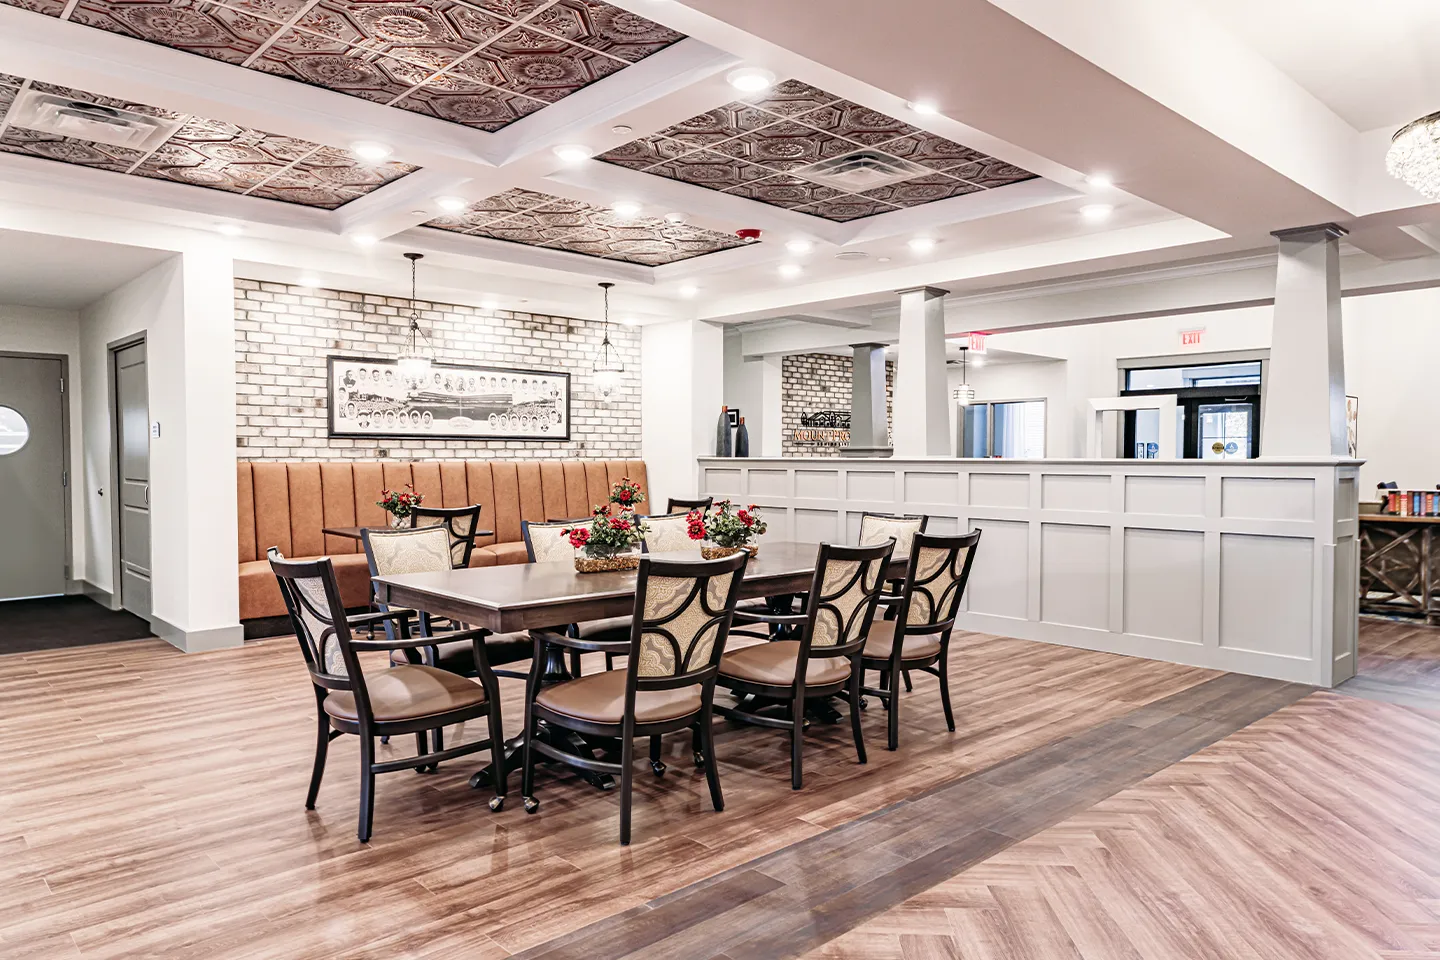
394, 225, 655, 284
331, 170, 476, 239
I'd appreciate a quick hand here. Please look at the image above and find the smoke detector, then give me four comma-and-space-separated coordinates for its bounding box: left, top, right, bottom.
794, 149, 930, 192
7, 90, 181, 151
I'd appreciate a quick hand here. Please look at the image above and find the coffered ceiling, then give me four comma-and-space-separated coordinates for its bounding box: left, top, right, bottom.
0, 74, 416, 207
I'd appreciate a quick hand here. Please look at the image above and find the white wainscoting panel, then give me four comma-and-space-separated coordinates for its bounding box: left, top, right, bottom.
1123, 527, 1204, 643
699, 456, 1360, 686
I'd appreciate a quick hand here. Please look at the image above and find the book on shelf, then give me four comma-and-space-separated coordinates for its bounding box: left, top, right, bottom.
1384, 490, 1440, 517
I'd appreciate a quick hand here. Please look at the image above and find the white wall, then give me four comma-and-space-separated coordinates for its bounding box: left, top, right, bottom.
81, 251, 240, 650
643, 319, 724, 510
0, 303, 85, 581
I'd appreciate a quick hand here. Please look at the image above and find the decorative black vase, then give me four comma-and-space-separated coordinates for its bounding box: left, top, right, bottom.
735, 416, 750, 457
716, 405, 733, 456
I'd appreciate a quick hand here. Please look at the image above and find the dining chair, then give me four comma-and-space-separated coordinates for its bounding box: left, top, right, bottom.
522, 517, 630, 676
641, 511, 696, 552
267, 548, 507, 842
859, 511, 930, 690
860, 529, 981, 751
519, 551, 749, 844
716, 540, 894, 790
410, 503, 482, 568
667, 496, 713, 514
361, 526, 533, 682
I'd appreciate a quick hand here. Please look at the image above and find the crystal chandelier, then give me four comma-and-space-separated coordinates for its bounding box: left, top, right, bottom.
1387, 111, 1440, 199
396, 252, 434, 378
593, 281, 624, 402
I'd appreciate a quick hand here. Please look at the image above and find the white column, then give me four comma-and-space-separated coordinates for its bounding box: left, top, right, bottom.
844, 342, 892, 456
1261, 224, 1347, 457
643, 319, 723, 506
760, 355, 782, 457
893, 286, 951, 457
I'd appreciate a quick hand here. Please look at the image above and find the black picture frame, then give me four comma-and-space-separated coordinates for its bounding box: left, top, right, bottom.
325, 355, 572, 441
727, 408, 741, 428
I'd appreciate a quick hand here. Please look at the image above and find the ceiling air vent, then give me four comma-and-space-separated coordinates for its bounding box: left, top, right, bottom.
833, 250, 870, 261
6, 90, 181, 152
794, 149, 931, 192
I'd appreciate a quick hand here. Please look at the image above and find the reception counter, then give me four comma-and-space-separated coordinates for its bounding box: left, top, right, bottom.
698, 456, 1361, 687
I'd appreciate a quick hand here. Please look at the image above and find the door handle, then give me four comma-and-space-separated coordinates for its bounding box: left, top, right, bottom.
144, 485, 150, 505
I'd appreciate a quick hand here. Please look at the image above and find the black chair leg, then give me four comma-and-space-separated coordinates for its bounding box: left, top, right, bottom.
790, 696, 805, 790
569, 649, 583, 679
939, 653, 955, 733
903, 670, 913, 693
649, 735, 666, 777
414, 731, 429, 774
848, 663, 867, 765
879, 670, 891, 710
521, 700, 539, 814
606, 653, 616, 671
700, 704, 723, 812
619, 734, 635, 845
692, 721, 705, 768
431, 726, 445, 771
887, 670, 902, 751
485, 703, 507, 812
306, 709, 329, 809
358, 736, 376, 843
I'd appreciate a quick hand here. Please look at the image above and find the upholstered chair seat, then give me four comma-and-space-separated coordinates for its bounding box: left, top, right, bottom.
861, 620, 943, 661
535, 670, 703, 724
718, 641, 851, 686
322, 665, 488, 723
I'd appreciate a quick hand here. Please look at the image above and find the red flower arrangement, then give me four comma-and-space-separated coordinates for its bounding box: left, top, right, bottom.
562, 485, 651, 561
377, 483, 424, 526
609, 476, 646, 509
687, 500, 766, 550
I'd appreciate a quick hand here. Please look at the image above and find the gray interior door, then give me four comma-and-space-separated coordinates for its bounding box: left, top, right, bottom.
114, 341, 151, 620
0, 355, 66, 600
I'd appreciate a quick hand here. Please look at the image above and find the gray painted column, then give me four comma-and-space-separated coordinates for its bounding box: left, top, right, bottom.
892, 285, 951, 457
843, 342, 892, 457
1261, 224, 1347, 457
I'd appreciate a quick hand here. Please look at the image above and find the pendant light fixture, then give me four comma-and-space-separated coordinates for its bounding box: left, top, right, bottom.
1388, 110, 1440, 199
593, 281, 624, 402
953, 345, 975, 406
397, 252, 434, 378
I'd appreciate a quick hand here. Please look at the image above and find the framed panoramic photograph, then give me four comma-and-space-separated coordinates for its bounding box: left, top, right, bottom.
326, 356, 571, 440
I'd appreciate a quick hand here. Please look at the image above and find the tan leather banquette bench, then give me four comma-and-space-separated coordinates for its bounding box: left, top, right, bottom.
237, 459, 649, 621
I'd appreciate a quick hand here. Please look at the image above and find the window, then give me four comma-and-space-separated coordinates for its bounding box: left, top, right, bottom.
0, 406, 28, 455
960, 400, 1045, 458
1125, 361, 1261, 390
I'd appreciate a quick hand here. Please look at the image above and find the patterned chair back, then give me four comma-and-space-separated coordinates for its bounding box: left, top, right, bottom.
411, 504, 481, 568
642, 512, 696, 553
522, 517, 593, 563
800, 540, 896, 657
896, 530, 982, 632
628, 552, 749, 687
361, 525, 454, 578
267, 547, 356, 683
858, 512, 928, 558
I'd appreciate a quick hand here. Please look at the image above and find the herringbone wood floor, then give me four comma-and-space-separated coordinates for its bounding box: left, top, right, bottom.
805, 684, 1440, 960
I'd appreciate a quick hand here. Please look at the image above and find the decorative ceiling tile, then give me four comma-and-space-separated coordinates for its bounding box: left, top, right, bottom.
0, 73, 24, 87
721, 174, 843, 210
68, 0, 281, 65
524, 0, 684, 62
878, 132, 989, 172
658, 102, 781, 147
1, 0, 686, 131
711, 120, 855, 172
474, 27, 626, 101
743, 79, 841, 117
593, 134, 692, 170
392, 84, 544, 130
422, 188, 746, 265
0, 75, 418, 207
644, 149, 770, 188
795, 99, 919, 146
948, 157, 1039, 189
792, 196, 902, 222
857, 172, 981, 206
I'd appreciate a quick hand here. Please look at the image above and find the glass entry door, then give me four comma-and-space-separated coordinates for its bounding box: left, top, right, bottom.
1198, 402, 1256, 459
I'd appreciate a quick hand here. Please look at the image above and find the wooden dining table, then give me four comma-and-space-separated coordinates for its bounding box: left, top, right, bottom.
372, 540, 909, 790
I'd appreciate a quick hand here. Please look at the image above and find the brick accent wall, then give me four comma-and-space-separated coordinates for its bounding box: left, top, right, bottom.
234, 279, 640, 461
781, 353, 894, 457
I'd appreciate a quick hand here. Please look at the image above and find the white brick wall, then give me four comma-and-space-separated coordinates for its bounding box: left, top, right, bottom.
234, 279, 640, 461
781, 353, 894, 457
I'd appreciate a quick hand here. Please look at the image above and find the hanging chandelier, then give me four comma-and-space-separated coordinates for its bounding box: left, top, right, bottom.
593, 281, 624, 402
396, 252, 434, 378
1387, 111, 1440, 199
953, 346, 975, 406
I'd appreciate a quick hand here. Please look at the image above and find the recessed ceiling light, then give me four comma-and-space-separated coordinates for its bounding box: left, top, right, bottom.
678, 283, 698, 298
409, 209, 427, 216
611, 124, 633, 135
727, 67, 777, 93
480, 299, 499, 311
785, 239, 813, 255
908, 237, 937, 253
663, 212, 686, 223
1085, 173, 1113, 189
1080, 203, 1113, 222
434, 195, 468, 213
552, 143, 594, 163
611, 200, 642, 218
352, 233, 378, 247
778, 263, 802, 279
877, 256, 892, 263
350, 141, 392, 162
907, 100, 939, 115
216, 223, 243, 237
297, 273, 321, 287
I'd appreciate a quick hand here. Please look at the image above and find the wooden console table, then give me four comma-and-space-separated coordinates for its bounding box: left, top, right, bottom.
1360, 514, 1440, 623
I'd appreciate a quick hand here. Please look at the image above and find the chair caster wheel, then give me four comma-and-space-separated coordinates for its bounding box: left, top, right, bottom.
650, 760, 666, 778
488, 796, 505, 813
693, 751, 706, 769
858, 697, 868, 710
523, 796, 539, 815
468, 771, 486, 789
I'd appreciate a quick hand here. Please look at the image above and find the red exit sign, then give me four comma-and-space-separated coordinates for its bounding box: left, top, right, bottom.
1180, 328, 1205, 347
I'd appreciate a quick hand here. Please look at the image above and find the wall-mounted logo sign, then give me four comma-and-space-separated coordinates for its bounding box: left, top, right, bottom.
1180, 328, 1205, 347
793, 409, 851, 447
